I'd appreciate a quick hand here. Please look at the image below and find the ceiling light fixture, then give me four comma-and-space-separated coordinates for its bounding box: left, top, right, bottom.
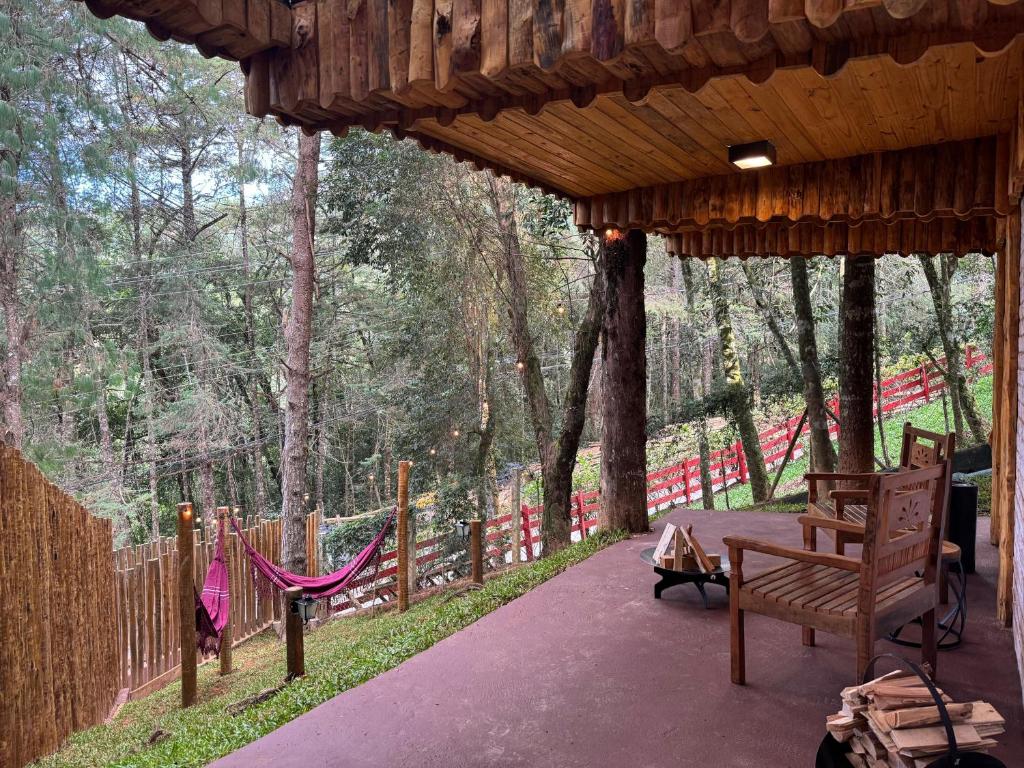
728, 140, 776, 170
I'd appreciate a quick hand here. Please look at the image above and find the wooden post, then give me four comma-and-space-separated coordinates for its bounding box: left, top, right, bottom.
576, 492, 587, 539
396, 460, 410, 612
521, 504, 534, 561
176, 503, 197, 708
217, 506, 233, 675
511, 469, 522, 563
921, 363, 931, 402
284, 586, 305, 679
736, 441, 748, 484
406, 491, 417, 597
470, 519, 483, 584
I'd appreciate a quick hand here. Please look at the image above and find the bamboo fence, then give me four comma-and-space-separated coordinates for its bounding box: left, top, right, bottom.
0, 446, 119, 768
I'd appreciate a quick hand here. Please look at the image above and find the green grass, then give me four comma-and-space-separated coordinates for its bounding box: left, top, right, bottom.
721, 376, 993, 510
39, 530, 627, 768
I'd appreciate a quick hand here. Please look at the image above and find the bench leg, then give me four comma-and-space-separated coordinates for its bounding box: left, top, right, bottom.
802, 627, 815, 647
730, 596, 745, 684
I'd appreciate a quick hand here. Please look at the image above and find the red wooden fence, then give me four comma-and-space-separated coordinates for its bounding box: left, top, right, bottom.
331, 347, 991, 609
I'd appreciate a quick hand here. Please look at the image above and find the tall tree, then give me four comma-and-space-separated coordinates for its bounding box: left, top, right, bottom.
919, 253, 987, 444
838, 255, 876, 473
599, 229, 648, 533
487, 178, 605, 553
280, 131, 321, 574
680, 259, 715, 510
790, 257, 837, 473
706, 258, 769, 502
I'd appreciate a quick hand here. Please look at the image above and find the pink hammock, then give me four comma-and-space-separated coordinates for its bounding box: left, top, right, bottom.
195, 518, 230, 654
230, 509, 395, 600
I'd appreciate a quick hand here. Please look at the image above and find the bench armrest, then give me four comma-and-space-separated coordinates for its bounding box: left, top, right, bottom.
797, 515, 865, 536
723, 536, 861, 573
804, 472, 873, 503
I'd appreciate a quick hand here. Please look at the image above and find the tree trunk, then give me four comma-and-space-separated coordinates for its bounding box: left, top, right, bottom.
919, 254, 987, 445
489, 178, 605, 554
280, 130, 320, 575
707, 258, 770, 502
670, 259, 682, 410
741, 262, 799, 376
873, 289, 892, 467
0, 84, 25, 448
599, 229, 648, 533
789, 258, 836, 473
680, 259, 715, 509
839, 255, 876, 474
236, 133, 270, 516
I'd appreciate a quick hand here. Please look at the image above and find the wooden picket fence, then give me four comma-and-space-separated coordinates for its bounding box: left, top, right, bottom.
112, 510, 320, 699
328, 345, 996, 602
0, 446, 119, 768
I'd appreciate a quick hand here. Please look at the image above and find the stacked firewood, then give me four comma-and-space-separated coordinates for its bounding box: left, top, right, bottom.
826, 669, 1006, 767
652, 523, 719, 572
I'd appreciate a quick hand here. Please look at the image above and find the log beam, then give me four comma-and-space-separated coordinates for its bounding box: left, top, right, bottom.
598, 229, 648, 534
578, 137, 1010, 232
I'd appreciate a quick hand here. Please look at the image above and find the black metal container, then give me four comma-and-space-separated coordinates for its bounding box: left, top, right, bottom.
948, 481, 979, 574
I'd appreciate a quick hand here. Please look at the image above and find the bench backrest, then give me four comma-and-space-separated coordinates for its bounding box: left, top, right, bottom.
899, 423, 955, 471
859, 461, 951, 607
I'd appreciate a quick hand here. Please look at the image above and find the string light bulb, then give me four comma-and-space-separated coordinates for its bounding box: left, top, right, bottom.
556, 302, 565, 316
452, 429, 460, 438
429, 448, 437, 456
516, 361, 525, 371
368, 473, 375, 482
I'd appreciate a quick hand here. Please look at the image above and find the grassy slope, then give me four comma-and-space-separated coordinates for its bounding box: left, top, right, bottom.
40, 530, 626, 768
720, 376, 993, 511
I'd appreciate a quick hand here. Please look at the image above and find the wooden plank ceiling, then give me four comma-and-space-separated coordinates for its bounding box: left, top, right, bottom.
76, 0, 1024, 255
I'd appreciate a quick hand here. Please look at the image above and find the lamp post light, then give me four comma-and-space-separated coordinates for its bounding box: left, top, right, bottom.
291, 595, 318, 625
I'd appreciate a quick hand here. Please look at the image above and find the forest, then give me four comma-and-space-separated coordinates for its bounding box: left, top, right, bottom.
3, 0, 995, 571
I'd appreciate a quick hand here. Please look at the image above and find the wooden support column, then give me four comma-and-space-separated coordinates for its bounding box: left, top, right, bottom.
995, 201, 1021, 626
470, 519, 483, 584
176, 503, 196, 708
838, 255, 876, 474
217, 506, 233, 675
406, 490, 417, 597
598, 228, 649, 533
397, 460, 410, 612
284, 586, 304, 679
511, 469, 522, 564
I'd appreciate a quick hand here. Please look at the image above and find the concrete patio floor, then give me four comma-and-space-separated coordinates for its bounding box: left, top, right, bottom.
213, 509, 1023, 768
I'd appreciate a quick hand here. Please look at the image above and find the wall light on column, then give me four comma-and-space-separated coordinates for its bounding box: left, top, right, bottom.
728, 140, 776, 170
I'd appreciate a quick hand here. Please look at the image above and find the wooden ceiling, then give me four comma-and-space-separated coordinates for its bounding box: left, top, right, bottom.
408, 41, 1022, 198
77, 0, 1024, 257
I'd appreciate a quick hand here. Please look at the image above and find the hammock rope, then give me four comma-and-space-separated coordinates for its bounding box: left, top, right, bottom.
193, 509, 396, 652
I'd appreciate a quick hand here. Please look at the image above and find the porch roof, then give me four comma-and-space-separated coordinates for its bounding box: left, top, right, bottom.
78, 0, 1024, 255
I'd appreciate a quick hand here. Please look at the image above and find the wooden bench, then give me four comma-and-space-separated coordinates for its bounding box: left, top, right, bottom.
725, 461, 951, 684
804, 423, 955, 555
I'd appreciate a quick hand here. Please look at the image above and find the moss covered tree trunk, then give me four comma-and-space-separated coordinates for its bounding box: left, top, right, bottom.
790, 257, 837, 473
919, 253, 987, 445
599, 229, 649, 533
680, 258, 715, 509
838, 255, 876, 474
488, 178, 605, 554
706, 258, 769, 501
